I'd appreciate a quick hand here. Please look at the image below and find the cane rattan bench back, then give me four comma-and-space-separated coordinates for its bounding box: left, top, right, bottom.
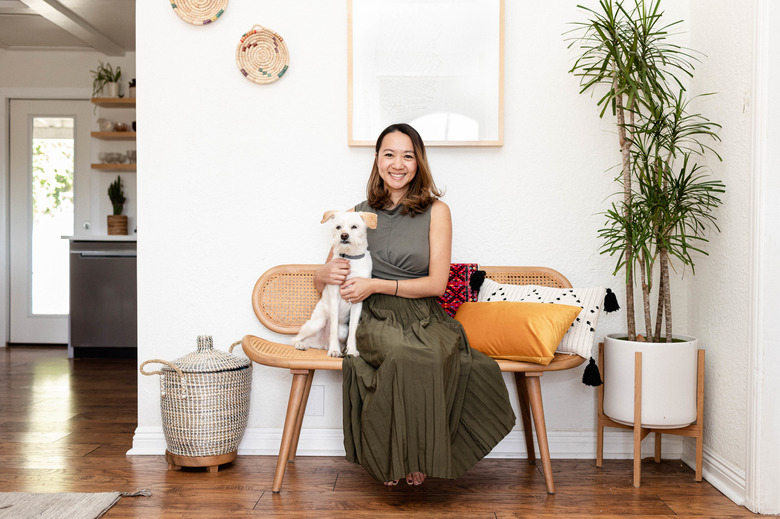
251, 264, 571, 335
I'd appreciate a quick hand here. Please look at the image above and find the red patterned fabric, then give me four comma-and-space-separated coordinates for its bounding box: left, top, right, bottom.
436, 263, 479, 317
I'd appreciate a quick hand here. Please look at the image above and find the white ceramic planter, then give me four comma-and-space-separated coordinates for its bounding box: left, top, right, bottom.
102, 82, 119, 97
603, 333, 699, 429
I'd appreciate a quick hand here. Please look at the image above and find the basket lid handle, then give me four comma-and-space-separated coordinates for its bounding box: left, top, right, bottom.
228, 340, 242, 354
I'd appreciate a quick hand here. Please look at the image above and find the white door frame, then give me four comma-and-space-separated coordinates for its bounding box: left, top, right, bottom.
745, 0, 780, 514
0, 87, 90, 347
9, 98, 91, 344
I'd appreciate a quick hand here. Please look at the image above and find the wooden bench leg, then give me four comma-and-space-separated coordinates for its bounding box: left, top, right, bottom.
524, 373, 555, 494
288, 370, 315, 463
514, 372, 536, 464
272, 369, 310, 493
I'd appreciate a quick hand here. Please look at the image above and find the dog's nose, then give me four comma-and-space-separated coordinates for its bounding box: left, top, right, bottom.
341, 233, 349, 241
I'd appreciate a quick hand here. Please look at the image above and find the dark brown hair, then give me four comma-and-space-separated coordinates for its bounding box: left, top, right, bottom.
366, 123, 443, 215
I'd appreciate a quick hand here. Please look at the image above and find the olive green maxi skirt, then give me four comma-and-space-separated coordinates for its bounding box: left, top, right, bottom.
342, 294, 516, 483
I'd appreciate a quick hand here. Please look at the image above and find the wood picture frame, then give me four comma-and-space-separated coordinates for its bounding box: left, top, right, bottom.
348, 0, 504, 147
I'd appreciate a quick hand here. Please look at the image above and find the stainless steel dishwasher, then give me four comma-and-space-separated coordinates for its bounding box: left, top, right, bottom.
69, 240, 137, 358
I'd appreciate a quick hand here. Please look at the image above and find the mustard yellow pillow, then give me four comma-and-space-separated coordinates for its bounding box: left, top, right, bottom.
454, 302, 581, 365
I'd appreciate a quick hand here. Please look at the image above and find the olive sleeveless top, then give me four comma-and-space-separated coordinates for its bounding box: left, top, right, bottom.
354, 200, 431, 280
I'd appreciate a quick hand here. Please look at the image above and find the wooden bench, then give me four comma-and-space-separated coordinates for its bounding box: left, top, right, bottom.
241, 264, 585, 494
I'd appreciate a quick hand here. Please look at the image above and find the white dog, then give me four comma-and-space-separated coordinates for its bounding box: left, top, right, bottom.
292, 210, 377, 357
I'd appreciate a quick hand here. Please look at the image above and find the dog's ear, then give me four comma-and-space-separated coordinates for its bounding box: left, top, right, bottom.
320, 210, 339, 224
359, 212, 378, 229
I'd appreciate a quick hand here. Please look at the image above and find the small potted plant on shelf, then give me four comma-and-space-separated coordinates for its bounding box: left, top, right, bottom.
90, 61, 122, 98
567, 0, 725, 428
107, 175, 128, 235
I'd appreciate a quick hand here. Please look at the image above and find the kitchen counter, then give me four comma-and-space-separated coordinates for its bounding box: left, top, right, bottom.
63, 234, 137, 242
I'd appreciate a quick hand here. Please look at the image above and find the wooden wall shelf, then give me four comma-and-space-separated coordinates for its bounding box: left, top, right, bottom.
91, 163, 137, 172
91, 131, 136, 141
90, 97, 136, 108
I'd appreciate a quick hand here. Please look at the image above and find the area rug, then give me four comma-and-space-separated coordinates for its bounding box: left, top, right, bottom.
0, 489, 150, 519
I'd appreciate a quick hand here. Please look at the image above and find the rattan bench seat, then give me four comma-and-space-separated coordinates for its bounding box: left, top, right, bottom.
242, 334, 583, 373
242, 264, 586, 494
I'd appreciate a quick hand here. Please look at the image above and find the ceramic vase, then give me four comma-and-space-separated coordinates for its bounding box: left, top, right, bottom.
102, 82, 119, 97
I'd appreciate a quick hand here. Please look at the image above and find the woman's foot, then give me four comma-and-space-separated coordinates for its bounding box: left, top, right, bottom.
383, 479, 399, 486
405, 472, 426, 486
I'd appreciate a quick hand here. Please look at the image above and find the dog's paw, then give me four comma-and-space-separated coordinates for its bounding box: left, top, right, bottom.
345, 348, 360, 358
293, 340, 308, 350
327, 349, 342, 358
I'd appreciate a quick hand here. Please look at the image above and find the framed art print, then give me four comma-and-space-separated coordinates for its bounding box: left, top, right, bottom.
348, 0, 504, 146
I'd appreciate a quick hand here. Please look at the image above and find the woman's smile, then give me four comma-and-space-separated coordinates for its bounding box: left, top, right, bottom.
377, 131, 418, 200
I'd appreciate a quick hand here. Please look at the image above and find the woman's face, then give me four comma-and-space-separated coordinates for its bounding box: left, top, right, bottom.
376, 131, 418, 198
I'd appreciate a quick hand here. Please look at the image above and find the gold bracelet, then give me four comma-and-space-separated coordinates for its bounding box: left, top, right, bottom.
394, 280, 399, 296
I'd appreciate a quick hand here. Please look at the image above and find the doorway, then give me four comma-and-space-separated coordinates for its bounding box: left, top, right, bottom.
8, 99, 91, 344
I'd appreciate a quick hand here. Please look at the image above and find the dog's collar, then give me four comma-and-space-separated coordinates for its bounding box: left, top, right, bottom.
340, 253, 366, 260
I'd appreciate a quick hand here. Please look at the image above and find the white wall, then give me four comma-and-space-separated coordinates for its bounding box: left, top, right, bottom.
121, 0, 764, 508
686, 2, 780, 512
751, 2, 780, 511
686, 0, 754, 478
0, 51, 134, 90
0, 50, 137, 345
132, 0, 637, 452
130, 0, 709, 461
721, 0, 780, 513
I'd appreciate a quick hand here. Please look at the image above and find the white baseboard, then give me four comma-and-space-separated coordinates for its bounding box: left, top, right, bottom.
126, 426, 170, 455
682, 439, 747, 506
129, 426, 684, 459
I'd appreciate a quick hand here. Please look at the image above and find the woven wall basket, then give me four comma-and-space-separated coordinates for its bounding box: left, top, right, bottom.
236, 24, 290, 84
170, 0, 227, 26
140, 336, 252, 466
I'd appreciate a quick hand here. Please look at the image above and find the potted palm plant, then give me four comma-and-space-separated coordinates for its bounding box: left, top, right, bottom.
568, 0, 725, 427
107, 175, 127, 235
90, 61, 122, 98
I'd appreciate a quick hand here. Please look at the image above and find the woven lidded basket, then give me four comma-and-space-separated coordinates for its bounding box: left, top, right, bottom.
140, 336, 252, 463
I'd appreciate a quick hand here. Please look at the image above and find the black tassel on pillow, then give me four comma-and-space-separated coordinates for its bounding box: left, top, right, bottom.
582, 357, 603, 386
469, 270, 486, 293
603, 288, 620, 313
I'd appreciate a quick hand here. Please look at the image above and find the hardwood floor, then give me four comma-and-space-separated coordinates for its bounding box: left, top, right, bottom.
0, 346, 764, 518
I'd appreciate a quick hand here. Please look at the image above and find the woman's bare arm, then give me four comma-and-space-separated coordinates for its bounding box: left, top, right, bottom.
340, 200, 452, 301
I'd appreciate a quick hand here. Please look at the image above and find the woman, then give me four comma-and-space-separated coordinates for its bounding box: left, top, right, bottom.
314, 123, 515, 486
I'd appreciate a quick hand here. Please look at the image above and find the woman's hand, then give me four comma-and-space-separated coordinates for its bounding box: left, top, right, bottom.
340, 277, 373, 303
314, 256, 350, 292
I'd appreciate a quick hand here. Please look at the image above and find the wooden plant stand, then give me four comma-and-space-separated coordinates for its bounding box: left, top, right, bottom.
165, 450, 236, 473
596, 343, 705, 487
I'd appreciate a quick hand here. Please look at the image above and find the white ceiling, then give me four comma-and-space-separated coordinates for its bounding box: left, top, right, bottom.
0, 0, 134, 55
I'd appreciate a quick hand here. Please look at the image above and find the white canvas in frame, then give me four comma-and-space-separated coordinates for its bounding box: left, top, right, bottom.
348, 0, 504, 146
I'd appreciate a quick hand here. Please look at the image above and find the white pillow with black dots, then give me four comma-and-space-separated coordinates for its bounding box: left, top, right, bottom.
476, 278, 605, 359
